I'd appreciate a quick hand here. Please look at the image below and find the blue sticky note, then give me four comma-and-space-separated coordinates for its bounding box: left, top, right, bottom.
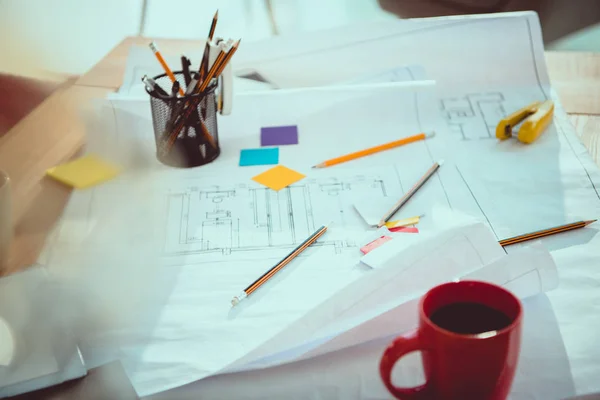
239, 148, 279, 166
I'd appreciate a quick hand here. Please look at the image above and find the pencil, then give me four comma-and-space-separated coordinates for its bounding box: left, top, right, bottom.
499, 220, 596, 246
199, 10, 219, 82
312, 132, 435, 168
377, 160, 443, 228
206, 39, 240, 85
208, 9, 218, 41
149, 41, 185, 96
231, 224, 329, 306
162, 41, 240, 152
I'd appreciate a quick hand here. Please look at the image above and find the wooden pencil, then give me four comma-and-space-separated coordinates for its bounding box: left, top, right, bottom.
162, 41, 239, 153
149, 41, 185, 96
231, 224, 329, 306
312, 132, 434, 168
199, 10, 219, 82
499, 220, 596, 246
208, 9, 218, 40
377, 160, 443, 228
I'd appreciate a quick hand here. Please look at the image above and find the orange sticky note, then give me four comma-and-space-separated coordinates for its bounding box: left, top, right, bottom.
252, 165, 305, 191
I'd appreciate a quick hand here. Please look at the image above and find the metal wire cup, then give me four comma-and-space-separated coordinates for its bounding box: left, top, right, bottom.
146, 71, 220, 168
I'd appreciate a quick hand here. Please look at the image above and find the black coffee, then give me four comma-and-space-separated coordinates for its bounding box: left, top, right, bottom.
429, 302, 512, 334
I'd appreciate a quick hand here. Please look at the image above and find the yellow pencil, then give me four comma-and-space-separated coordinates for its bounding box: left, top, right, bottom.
149, 41, 185, 96
312, 132, 435, 169
163, 41, 240, 152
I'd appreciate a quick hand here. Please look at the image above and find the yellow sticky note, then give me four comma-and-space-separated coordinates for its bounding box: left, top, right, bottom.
252, 165, 305, 191
46, 154, 120, 189
385, 215, 421, 228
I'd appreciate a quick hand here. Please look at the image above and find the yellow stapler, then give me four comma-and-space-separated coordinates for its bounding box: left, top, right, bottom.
496, 100, 554, 144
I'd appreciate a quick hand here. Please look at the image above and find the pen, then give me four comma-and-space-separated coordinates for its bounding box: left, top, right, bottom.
149, 41, 185, 97
377, 160, 444, 228
231, 224, 329, 306
171, 81, 181, 98
181, 55, 192, 87
142, 75, 169, 97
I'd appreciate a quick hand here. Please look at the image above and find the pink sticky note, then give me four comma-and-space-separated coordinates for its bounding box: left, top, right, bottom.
389, 226, 419, 233
360, 236, 393, 254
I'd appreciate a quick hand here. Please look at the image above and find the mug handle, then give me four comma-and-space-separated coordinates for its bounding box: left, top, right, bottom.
379, 329, 430, 400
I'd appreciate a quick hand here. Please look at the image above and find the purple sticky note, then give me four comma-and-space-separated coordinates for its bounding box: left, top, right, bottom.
261, 125, 299, 146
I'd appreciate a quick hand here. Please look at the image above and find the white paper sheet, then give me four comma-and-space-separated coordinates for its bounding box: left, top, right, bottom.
547, 234, 600, 395
0, 268, 86, 397
52, 12, 600, 397
233, 14, 600, 395
154, 247, 573, 400
353, 197, 397, 226
77, 76, 598, 397
238, 12, 549, 91
224, 219, 506, 373
116, 42, 426, 98
228, 212, 556, 372
239, 12, 600, 241
150, 295, 575, 400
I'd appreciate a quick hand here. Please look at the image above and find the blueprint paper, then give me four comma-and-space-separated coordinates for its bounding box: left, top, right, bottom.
78, 79, 587, 395
58, 13, 600, 396
238, 12, 600, 240
155, 247, 573, 400
226, 219, 506, 372
547, 234, 600, 394
239, 12, 549, 91
152, 295, 574, 400
54, 78, 506, 396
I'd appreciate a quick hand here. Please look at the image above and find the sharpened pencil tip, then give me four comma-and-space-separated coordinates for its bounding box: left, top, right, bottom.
585, 219, 597, 225
214, 9, 219, 18
426, 131, 436, 138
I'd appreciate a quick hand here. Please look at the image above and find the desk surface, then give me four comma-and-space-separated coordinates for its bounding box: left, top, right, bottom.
0, 36, 599, 275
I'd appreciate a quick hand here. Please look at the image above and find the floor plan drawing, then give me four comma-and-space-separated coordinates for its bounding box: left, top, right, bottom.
163, 173, 396, 262
440, 92, 506, 141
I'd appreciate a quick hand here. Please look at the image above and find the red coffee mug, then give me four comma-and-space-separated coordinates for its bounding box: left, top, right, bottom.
379, 280, 522, 400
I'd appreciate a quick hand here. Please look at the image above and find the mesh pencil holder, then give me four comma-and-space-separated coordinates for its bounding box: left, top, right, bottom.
147, 71, 220, 168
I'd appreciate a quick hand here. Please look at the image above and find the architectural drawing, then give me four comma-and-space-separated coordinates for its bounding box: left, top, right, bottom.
163, 174, 394, 262
440, 92, 506, 140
